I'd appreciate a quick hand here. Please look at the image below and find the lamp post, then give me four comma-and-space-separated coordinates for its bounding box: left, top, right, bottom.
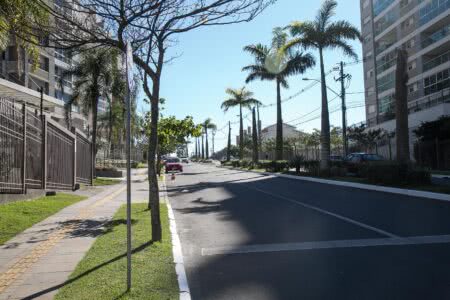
303, 78, 347, 156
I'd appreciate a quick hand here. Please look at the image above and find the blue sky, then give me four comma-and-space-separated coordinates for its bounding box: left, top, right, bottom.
138, 0, 365, 153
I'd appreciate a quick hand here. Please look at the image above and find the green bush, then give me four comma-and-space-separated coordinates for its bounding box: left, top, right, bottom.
289, 155, 305, 174
266, 160, 288, 172
361, 162, 431, 185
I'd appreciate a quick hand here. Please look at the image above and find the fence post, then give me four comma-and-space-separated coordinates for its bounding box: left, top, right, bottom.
71, 127, 77, 190
41, 115, 47, 190
22, 104, 27, 194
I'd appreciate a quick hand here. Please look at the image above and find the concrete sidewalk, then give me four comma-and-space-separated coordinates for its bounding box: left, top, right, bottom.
0, 183, 128, 300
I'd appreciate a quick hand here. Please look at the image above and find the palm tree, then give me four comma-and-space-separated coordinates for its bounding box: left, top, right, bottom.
203, 118, 217, 159
243, 27, 315, 160
61, 48, 120, 175
221, 87, 261, 160
286, 0, 361, 171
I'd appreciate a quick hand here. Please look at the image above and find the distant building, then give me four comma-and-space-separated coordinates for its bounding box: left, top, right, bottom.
260, 123, 301, 142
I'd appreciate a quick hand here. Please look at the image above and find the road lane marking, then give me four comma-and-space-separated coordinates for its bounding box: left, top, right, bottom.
242, 184, 399, 238
201, 234, 450, 256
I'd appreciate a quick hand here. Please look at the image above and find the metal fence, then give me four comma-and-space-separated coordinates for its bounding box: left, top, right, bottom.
0, 97, 93, 194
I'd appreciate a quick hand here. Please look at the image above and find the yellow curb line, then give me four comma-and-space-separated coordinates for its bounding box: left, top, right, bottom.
0, 185, 126, 293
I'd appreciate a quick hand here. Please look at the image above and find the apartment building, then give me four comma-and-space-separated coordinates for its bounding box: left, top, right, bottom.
360, 0, 450, 135
0, 0, 108, 130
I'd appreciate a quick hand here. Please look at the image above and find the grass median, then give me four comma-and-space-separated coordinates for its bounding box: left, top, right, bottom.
55, 203, 178, 300
93, 178, 122, 186
0, 193, 87, 245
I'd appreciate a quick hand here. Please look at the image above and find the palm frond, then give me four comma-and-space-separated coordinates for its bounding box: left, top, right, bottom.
326, 20, 362, 42
328, 39, 358, 60
317, 0, 337, 30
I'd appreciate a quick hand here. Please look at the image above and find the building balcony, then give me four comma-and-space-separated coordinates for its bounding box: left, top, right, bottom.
421, 25, 450, 49
423, 49, 450, 71
373, 0, 395, 17
419, 0, 450, 27
367, 87, 450, 127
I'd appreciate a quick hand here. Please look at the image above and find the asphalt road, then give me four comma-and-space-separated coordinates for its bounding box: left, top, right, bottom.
166, 163, 450, 300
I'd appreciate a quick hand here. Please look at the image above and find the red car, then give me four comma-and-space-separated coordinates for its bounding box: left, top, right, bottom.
165, 158, 183, 173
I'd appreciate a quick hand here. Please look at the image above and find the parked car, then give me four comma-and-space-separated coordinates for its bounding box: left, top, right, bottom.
165, 158, 183, 173
343, 153, 384, 173
181, 157, 189, 163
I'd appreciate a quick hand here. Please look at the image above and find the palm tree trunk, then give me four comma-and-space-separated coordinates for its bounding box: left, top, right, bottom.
395, 49, 410, 164
239, 104, 244, 160
195, 137, 198, 157
205, 127, 209, 159
227, 121, 231, 161
252, 107, 258, 163
319, 48, 331, 172
276, 78, 283, 160
201, 134, 205, 159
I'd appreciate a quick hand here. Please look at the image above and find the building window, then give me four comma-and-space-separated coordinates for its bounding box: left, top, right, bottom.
363, 0, 370, 9
377, 72, 395, 93
424, 68, 450, 95
364, 16, 371, 25
367, 69, 374, 79
368, 104, 376, 114
408, 82, 418, 94
408, 61, 416, 71
378, 94, 395, 114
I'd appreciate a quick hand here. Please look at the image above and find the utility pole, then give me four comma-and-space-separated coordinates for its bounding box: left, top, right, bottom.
256, 102, 262, 159
335, 61, 350, 157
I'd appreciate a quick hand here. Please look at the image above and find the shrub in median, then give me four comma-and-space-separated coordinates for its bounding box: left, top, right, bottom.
361, 162, 431, 185
289, 155, 305, 174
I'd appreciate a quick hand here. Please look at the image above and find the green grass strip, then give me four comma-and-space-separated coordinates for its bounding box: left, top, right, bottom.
55, 203, 179, 300
0, 193, 87, 245
93, 178, 122, 186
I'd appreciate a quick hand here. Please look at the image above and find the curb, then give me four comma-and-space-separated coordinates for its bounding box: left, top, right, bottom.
219, 166, 450, 202
161, 177, 191, 300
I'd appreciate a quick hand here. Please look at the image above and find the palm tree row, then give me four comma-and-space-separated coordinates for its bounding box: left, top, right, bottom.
220, 0, 361, 171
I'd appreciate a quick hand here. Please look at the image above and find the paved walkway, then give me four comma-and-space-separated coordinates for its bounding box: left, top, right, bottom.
0, 171, 150, 300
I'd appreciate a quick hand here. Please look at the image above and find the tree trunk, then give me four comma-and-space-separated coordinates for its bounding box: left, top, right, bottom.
201, 134, 204, 159
205, 126, 209, 159
194, 137, 198, 157
395, 49, 410, 164
227, 121, 231, 161
147, 86, 162, 241
91, 76, 99, 178
319, 48, 331, 172
276, 79, 283, 160
239, 104, 244, 160
252, 107, 258, 163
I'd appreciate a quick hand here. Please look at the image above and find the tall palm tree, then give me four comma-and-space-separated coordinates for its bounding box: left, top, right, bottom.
243, 27, 315, 160
221, 87, 261, 160
61, 48, 120, 175
203, 118, 217, 159
286, 0, 361, 171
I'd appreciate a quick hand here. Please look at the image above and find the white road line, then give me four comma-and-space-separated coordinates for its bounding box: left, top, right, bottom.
163, 178, 191, 300
201, 234, 450, 256
243, 184, 400, 238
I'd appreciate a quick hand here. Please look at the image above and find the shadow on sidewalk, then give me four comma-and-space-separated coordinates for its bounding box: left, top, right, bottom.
22, 240, 153, 300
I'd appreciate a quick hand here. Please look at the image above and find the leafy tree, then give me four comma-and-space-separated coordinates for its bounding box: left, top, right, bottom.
243, 27, 315, 160
0, 0, 49, 72
286, 0, 361, 170
30, 0, 272, 242
203, 118, 217, 159
221, 87, 261, 159
414, 116, 450, 141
